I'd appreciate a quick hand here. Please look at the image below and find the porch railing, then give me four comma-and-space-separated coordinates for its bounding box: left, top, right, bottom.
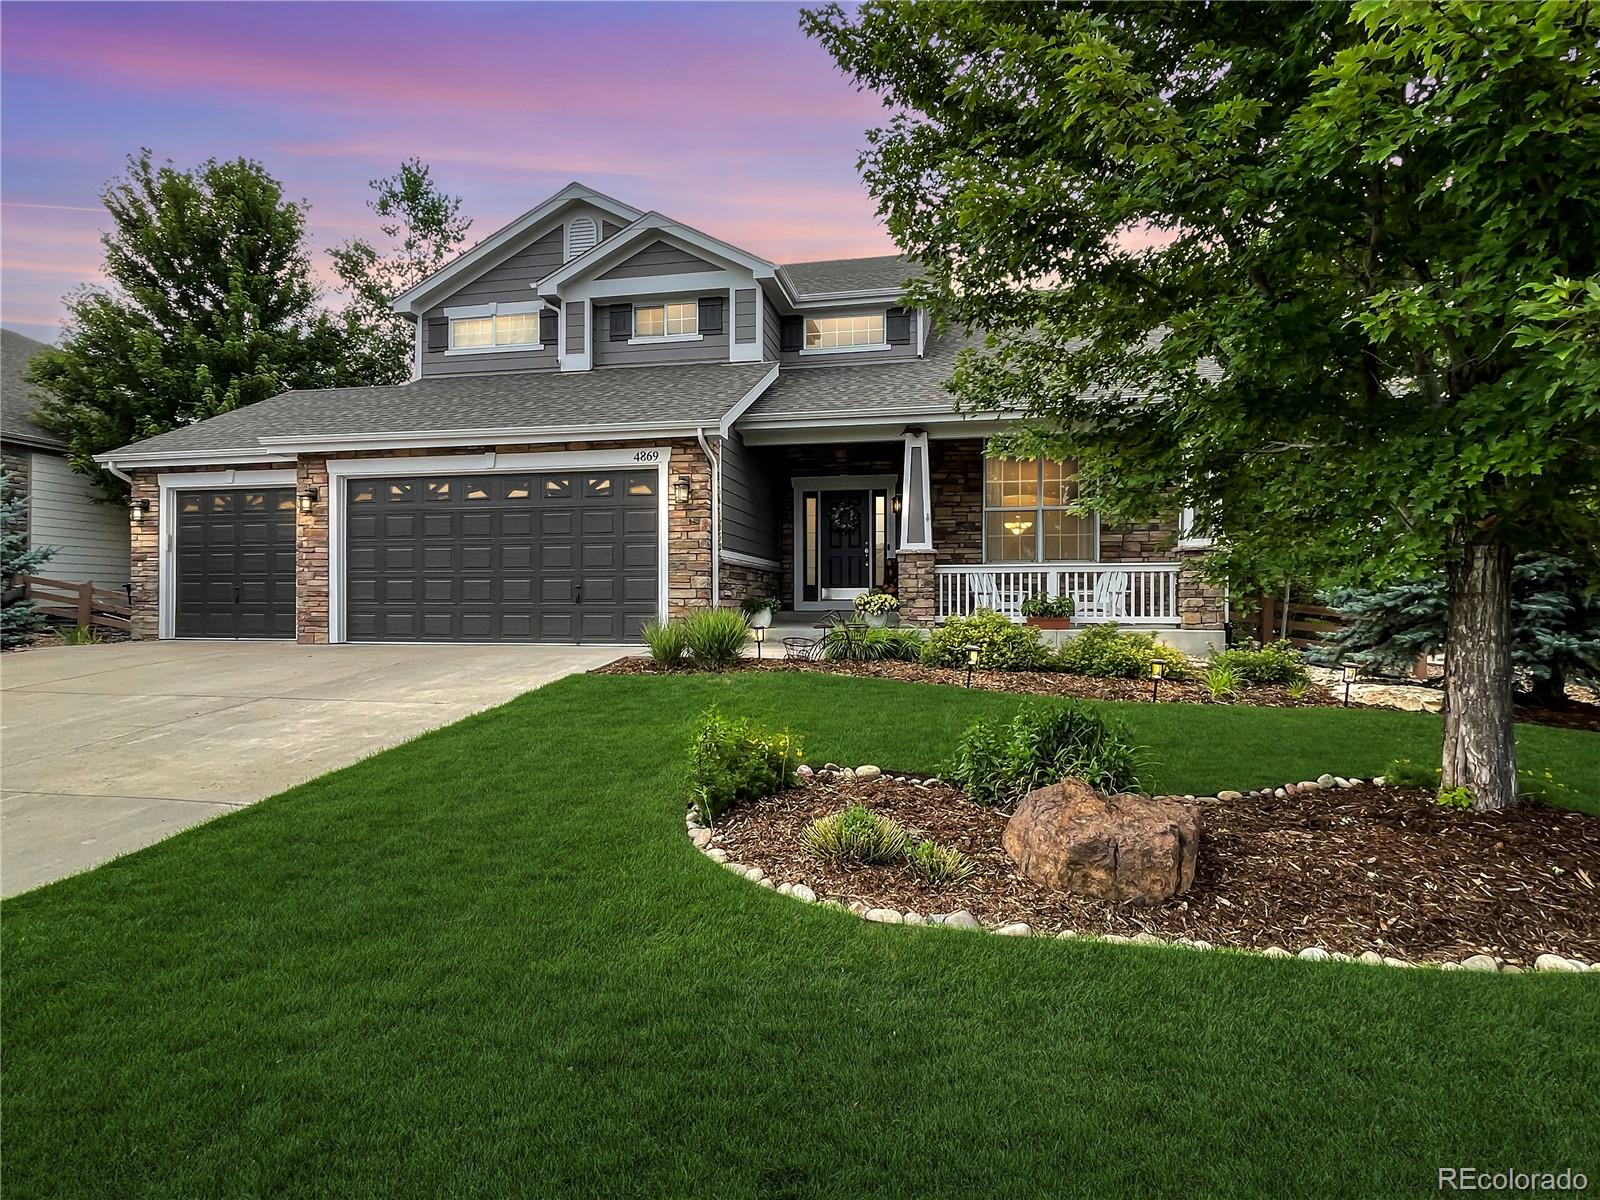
933, 563, 1182, 626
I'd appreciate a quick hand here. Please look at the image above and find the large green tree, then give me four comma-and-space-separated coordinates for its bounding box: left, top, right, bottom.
330, 158, 471, 385
805, 0, 1600, 809
27, 151, 354, 497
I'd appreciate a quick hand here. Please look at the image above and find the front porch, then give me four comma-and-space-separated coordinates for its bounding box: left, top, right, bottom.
717, 433, 1225, 639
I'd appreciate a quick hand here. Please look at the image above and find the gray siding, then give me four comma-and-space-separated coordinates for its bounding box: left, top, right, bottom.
591, 296, 730, 366
565, 301, 586, 356
720, 433, 779, 561
421, 226, 563, 377
27, 451, 130, 586
603, 220, 622, 240
734, 288, 757, 344
599, 239, 717, 280
762, 297, 782, 361
779, 306, 918, 368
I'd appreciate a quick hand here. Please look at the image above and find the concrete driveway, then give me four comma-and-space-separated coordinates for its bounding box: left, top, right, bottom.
0, 640, 620, 896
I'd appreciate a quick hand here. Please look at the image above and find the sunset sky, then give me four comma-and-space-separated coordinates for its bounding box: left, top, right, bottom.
0, 1, 895, 342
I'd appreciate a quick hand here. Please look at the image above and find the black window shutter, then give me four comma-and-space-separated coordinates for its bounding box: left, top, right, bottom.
698, 296, 723, 334
780, 315, 804, 353
609, 304, 632, 341
539, 308, 558, 344
427, 319, 448, 352
886, 307, 913, 345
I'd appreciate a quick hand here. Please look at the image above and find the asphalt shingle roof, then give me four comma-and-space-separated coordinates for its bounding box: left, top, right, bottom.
1, 328, 65, 450
778, 255, 922, 297
743, 330, 980, 422
105, 362, 776, 459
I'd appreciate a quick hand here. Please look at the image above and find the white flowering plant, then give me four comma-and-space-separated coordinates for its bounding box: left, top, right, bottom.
853, 591, 900, 616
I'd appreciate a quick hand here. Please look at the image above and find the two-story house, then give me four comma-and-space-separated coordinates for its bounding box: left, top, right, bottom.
95, 182, 1225, 647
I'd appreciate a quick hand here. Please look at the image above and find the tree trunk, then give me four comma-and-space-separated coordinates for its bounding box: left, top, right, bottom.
1441, 541, 1517, 811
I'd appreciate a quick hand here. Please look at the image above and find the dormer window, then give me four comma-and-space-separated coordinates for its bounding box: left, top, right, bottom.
445, 301, 545, 354
565, 215, 598, 262
634, 301, 698, 340
803, 312, 886, 352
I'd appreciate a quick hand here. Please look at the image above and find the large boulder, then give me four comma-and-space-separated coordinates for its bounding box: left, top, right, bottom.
1002, 779, 1200, 905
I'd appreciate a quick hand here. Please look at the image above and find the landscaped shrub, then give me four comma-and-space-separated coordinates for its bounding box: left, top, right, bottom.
945, 701, 1147, 807
905, 838, 974, 885
1211, 640, 1309, 685
1020, 594, 1075, 620
922, 609, 1051, 671
689, 708, 802, 824
1435, 785, 1476, 810
1203, 662, 1240, 701
800, 804, 909, 864
823, 625, 924, 662
1053, 623, 1193, 680
1384, 757, 1441, 789
641, 620, 689, 667
681, 609, 750, 668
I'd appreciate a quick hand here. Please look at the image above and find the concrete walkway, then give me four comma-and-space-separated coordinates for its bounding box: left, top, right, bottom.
0, 640, 620, 896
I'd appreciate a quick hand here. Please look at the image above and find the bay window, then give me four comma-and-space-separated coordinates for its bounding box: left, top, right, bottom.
982, 457, 1096, 562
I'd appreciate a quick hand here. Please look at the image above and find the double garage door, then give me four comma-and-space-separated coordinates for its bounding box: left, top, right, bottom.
171, 470, 659, 643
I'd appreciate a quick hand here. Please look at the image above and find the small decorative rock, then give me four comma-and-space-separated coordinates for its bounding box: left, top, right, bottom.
758, 878, 776, 889
690, 829, 713, 849
824, 763, 839, 771
777, 882, 793, 896
744, 867, 766, 883
705, 848, 729, 863
1262, 946, 1290, 958
1383, 957, 1411, 969
1131, 932, 1164, 946
1372, 776, 1387, 787
1334, 777, 1353, 789
943, 910, 982, 931
1274, 787, 1288, 799
839, 767, 856, 780
1502, 964, 1523, 974
1189, 940, 1213, 951
856, 765, 882, 780
996, 922, 1033, 936
1298, 947, 1330, 961
848, 900, 869, 916
904, 911, 926, 926
797, 764, 813, 778
864, 908, 903, 924
1440, 961, 1462, 971
1101, 934, 1131, 944
790, 884, 816, 903
1217, 790, 1243, 801
1298, 781, 1322, 791
1316, 774, 1335, 788
1535, 954, 1586, 972
1358, 951, 1383, 966
723, 860, 747, 873
1461, 954, 1499, 972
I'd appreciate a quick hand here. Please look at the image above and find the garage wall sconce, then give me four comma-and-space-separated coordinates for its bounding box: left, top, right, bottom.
297, 487, 320, 515
673, 477, 692, 504
129, 497, 150, 524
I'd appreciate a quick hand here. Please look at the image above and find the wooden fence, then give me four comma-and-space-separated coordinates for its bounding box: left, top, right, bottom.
1254, 593, 1342, 649
21, 576, 132, 634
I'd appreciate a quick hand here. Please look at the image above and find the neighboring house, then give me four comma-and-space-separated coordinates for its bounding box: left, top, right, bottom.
95, 181, 1224, 647
1, 328, 131, 593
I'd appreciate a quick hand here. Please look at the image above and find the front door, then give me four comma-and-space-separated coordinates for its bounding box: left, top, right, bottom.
821, 490, 869, 599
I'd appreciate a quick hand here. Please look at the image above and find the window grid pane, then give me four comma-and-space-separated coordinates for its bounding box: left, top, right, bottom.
495, 313, 539, 346
982, 457, 1091, 563
803, 313, 885, 349
451, 317, 493, 348
635, 306, 665, 337
664, 302, 698, 336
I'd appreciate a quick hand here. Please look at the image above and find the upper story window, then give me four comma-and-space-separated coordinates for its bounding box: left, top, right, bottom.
446, 301, 543, 353
983, 457, 1097, 563
804, 312, 885, 352
634, 301, 698, 340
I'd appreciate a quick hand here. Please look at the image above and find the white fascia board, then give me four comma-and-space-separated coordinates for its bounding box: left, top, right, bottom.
736, 412, 1018, 446
537, 212, 776, 294
253, 421, 713, 455
391, 182, 643, 314
565, 270, 747, 304
95, 447, 295, 469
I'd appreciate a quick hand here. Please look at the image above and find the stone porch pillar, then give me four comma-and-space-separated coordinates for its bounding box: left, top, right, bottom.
1176, 548, 1226, 631
896, 550, 937, 625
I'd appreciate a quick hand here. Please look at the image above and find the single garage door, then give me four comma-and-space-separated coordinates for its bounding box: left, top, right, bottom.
344, 470, 659, 643
173, 487, 296, 638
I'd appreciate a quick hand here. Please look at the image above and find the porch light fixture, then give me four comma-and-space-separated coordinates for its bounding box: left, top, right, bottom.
673, 477, 692, 504
752, 624, 765, 660
891, 494, 902, 515
1150, 658, 1167, 703
1341, 662, 1359, 708
964, 643, 981, 688
297, 486, 320, 515
129, 497, 150, 524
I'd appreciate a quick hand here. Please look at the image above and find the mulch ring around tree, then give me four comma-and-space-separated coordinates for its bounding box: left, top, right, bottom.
593, 656, 1335, 708
709, 773, 1600, 968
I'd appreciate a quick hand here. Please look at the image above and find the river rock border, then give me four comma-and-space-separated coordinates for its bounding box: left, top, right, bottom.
686, 765, 1596, 975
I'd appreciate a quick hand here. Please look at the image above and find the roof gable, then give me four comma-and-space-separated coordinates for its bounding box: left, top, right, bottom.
536, 212, 776, 295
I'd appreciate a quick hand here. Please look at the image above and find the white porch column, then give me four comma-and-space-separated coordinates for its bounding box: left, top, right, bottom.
899, 430, 933, 550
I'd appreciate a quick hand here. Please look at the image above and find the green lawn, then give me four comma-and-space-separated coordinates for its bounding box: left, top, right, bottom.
3, 672, 1597, 1199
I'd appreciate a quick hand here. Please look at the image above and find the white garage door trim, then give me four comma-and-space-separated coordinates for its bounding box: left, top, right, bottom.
156, 469, 298, 640
325, 448, 670, 644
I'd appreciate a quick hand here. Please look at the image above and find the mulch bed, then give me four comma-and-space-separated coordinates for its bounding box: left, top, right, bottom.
594, 656, 1335, 708
711, 774, 1600, 966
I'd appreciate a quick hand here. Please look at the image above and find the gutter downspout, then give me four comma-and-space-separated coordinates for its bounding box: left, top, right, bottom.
101, 461, 134, 487
696, 426, 720, 607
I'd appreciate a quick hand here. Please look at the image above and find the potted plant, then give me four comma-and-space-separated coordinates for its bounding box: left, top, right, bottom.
853, 590, 900, 628
1020, 594, 1075, 629
741, 596, 780, 629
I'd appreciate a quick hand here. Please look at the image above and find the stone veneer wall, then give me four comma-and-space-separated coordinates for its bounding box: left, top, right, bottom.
1176, 549, 1227, 631
719, 558, 781, 607
130, 439, 715, 644
2, 443, 32, 506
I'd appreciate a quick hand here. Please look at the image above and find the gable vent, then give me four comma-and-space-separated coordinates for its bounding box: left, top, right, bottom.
565, 216, 598, 262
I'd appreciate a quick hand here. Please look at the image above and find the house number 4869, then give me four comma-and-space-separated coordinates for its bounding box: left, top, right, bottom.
632, 450, 661, 463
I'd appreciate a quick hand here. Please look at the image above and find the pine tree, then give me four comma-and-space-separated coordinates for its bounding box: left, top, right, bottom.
1, 471, 56, 648
1316, 557, 1600, 703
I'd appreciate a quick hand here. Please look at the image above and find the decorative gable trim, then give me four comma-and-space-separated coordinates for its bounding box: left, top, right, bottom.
535, 212, 777, 295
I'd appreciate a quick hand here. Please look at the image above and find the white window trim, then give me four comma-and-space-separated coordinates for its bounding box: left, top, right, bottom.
802, 312, 889, 354
981, 457, 1100, 564
797, 342, 891, 357
156, 468, 298, 641
444, 300, 545, 355
325, 448, 670, 646
630, 301, 700, 343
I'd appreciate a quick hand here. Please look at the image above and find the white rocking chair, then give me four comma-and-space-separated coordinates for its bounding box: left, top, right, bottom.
1075, 570, 1130, 623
